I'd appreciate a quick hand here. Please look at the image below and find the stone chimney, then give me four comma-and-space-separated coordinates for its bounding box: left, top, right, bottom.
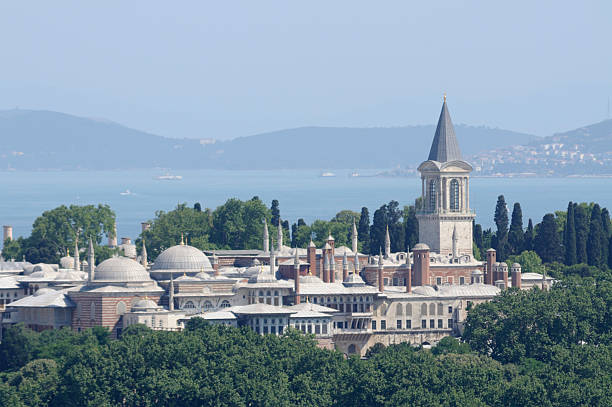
293, 249, 301, 304
405, 249, 412, 293
500, 262, 508, 289
412, 243, 430, 286
323, 252, 330, 283
307, 240, 317, 276
2, 225, 13, 243
108, 223, 118, 247
141, 222, 151, 233
485, 248, 496, 285
511, 263, 522, 289
377, 251, 384, 292
121, 237, 131, 245
329, 252, 336, 283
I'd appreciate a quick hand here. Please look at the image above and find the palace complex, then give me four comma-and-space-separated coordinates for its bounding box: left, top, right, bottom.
0, 100, 554, 356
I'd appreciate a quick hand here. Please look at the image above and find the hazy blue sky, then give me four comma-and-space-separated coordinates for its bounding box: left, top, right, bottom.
1, 1, 611, 140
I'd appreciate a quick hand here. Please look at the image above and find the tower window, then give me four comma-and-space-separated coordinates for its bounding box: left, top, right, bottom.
450, 179, 460, 211
429, 180, 437, 210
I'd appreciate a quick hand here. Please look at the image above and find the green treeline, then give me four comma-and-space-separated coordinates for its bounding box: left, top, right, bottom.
1, 263, 611, 406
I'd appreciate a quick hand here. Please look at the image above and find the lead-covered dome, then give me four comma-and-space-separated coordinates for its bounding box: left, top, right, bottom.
94, 256, 151, 282
151, 245, 213, 272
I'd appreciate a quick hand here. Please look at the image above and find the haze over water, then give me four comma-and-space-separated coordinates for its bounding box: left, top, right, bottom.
2, 169, 611, 242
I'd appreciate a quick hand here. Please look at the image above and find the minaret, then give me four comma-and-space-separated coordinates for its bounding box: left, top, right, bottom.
352, 218, 358, 254
384, 225, 391, 259
270, 250, 276, 275
169, 272, 175, 311
329, 252, 336, 283
277, 219, 283, 251
378, 248, 384, 292
263, 221, 270, 253
354, 251, 360, 275
73, 238, 80, 271
87, 237, 95, 283
293, 248, 301, 304
452, 225, 458, 260
342, 251, 349, 281
141, 238, 148, 268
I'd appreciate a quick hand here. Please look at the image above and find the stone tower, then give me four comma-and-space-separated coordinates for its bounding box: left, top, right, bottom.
416, 97, 475, 258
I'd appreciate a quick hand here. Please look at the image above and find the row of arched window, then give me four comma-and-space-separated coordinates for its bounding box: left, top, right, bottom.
428, 179, 461, 211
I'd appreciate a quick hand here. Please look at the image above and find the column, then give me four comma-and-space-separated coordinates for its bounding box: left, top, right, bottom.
466, 177, 470, 211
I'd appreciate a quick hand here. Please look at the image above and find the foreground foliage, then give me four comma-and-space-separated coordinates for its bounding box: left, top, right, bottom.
2, 267, 612, 406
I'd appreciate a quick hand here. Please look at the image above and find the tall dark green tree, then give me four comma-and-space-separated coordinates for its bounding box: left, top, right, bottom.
473, 223, 484, 253
493, 195, 509, 259
587, 204, 604, 267
534, 213, 563, 263
404, 204, 419, 250
358, 207, 370, 253
564, 202, 577, 265
193, 202, 202, 212
601, 208, 610, 265
291, 223, 298, 247
270, 200, 280, 226
523, 219, 534, 251
574, 203, 589, 264
370, 204, 388, 255
508, 202, 524, 255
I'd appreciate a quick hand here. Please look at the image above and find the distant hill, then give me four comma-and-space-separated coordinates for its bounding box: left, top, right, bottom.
0, 109, 537, 171
471, 119, 612, 176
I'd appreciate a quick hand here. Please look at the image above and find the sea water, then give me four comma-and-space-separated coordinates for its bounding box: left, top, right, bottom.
1, 169, 611, 241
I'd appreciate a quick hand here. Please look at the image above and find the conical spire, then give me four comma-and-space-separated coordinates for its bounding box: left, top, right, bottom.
270, 250, 276, 274
384, 225, 391, 259
263, 221, 270, 253
277, 219, 283, 251
294, 247, 300, 268
427, 96, 462, 162
378, 247, 384, 269
354, 251, 360, 275
141, 238, 148, 268
342, 251, 348, 270
87, 237, 95, 283
352, 218, 358, 254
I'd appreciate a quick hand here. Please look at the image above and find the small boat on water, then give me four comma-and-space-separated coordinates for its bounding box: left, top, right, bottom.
156, 174, 183, 180
350, 172, 360, 177
320, 172, 336, 177
120, 189, 132, 196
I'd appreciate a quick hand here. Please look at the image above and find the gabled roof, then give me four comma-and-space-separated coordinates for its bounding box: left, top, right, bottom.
427, 100, 462, 163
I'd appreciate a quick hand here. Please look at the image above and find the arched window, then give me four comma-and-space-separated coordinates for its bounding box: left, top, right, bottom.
116, 301, 127, 316
396, 303, 403, 316
429, 180, 437, 209
450, 179, 460, 211
184, 301, 195, 310
429, 303, 436, 315
406, 303, 412, 316
421, 303, 427, 316
203, 301, 213, 311
438, 303, 444, 315
220, 300, 231, 308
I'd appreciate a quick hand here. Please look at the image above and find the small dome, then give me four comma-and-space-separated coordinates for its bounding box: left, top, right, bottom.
94, 257, 151, 282
499, 262, 508, 268
512, 263, 521, 268
412, 286, 437, 296
343, 273, 365, 286
299, 274, 324, 284
413, 243, 430, 251
59, 255, 74, 269
131, 298, 159, 310
151, 245, 213, 272
34, 287, 56, 296
486, 248, 496, 252
249, 271, 278, 283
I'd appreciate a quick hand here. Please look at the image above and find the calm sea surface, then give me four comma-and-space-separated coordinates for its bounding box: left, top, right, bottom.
1, 169, 611, 241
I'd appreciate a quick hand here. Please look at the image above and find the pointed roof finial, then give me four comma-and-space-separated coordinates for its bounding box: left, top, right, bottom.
180, 233, 185, 246
443, 92, 446, 103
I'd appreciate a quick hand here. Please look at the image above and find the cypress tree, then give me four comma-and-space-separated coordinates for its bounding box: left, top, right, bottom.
534, 213, 563, 263
564, 201, 577, 265
587, 204, 604, 267
404, 205, 419, 250
601, 208, 610, 266
494, 195, 509, 259
358, 207, 370, 253
473, 223, 483, 253
270, 200, 280, 226
523, 219, 534, 251
609, 236, 612, 269
370, 204, 388, 255
574, 203, 589, 264
291, 223, 298, 247
508, 202, 524, 255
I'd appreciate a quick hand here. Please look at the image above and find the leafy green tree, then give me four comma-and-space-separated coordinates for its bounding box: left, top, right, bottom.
507, 251, 545, 275
1, 237, 23, 261
587, 204, 604, 267
358, 207, 370, 253
508, 202, 524, 255
431, 337, 471, 355
564, 201, 577, 265
534, 213, 563, 263
601, 208, 610, 265
212, 197, 270, 250
193, 202, 202, 212
494, 195, 509, 260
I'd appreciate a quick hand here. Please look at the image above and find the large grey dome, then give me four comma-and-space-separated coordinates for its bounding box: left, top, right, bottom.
151, 244, 213, 272
94, 257, 151, 282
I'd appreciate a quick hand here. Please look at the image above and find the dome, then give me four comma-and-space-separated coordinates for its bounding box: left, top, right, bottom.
59, 255, 74, 269
413, 243, 430, 251
343, 273, 365, 286
411, 286, 437, 296
249, 271, 277, 283
131, 298, 160, 310
151, 245, 213, 272
512, 263, 521, 268
34, 287, 57, 296
94, 257, 151, 282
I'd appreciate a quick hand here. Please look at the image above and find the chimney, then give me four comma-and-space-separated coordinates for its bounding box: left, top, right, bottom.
141, 222, 151, 233
329, 252, 336, 283
323, 251, 330, 283
121, 237, 131, 245
412, 243, 430, 286
500, 262, 508, 289
511, 263, 522, 289
377, 254, 384, 292
108, 223, 118, 247
485, 248, 496, 285
342, 251, 349, 281
2, 225, 13, 244
405, 250, 412, 293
